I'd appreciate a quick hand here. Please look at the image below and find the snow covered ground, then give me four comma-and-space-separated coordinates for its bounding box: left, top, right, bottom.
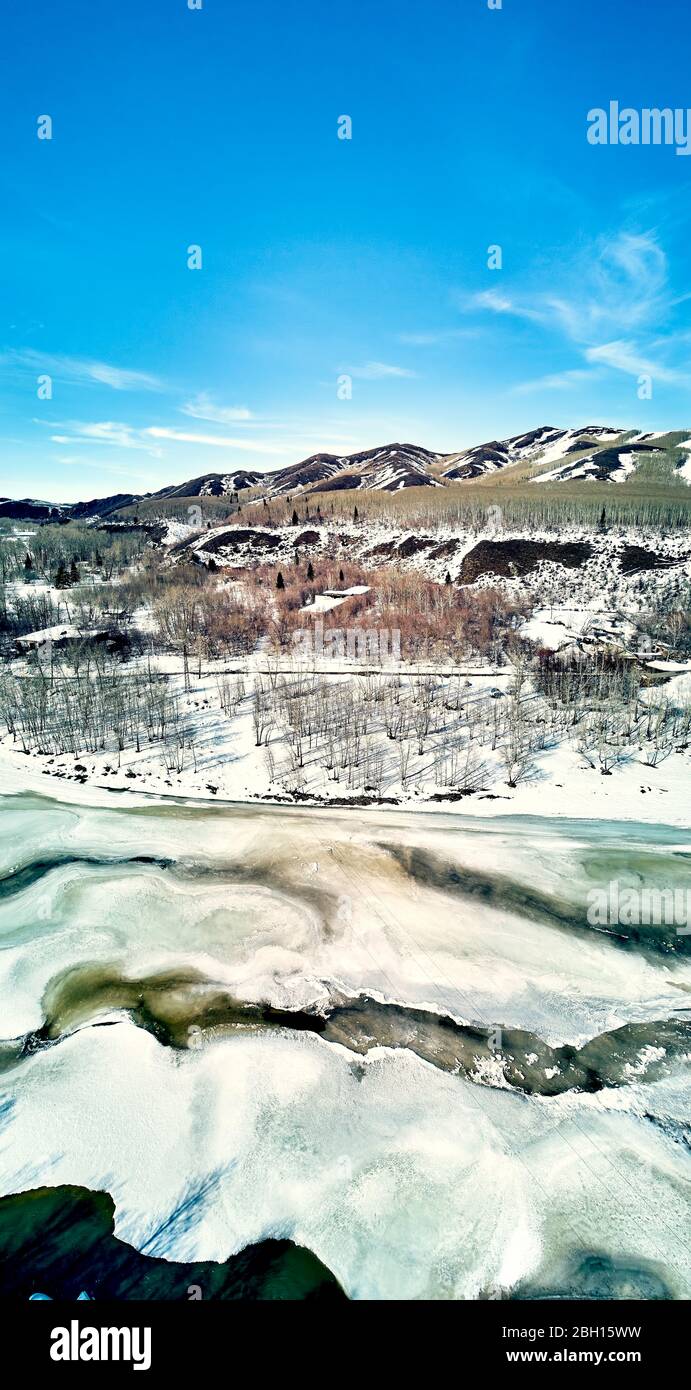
2, 519, 689, 824
179, 519, 691, 619
1, 647, 689, 825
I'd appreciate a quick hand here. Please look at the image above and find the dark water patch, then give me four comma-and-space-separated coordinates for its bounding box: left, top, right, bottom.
10, 963, 691, 1098
643, 1110, 691, 1153
382, 843, 691, 955
0, 851, 342, 943
0, 1185, 346, 1300
0, 854, 174, 901
509, 1249, 674, 1300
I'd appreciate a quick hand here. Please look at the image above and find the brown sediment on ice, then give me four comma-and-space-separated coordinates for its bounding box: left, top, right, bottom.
7, 962, 691, 1100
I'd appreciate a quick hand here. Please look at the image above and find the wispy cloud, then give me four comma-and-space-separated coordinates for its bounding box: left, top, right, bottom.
3, 349, 164, 392
36, 413, 367, 475
397, 329, 476, 347
56, 455, 153, 482
344, 361, 417, 380
585, 340, 690, 385
45, 421, 161, 453
472, 289, 546, 323
512, 368, 600, 395
181, 393, 254, 424
472, 233, 669, 342
474, 230, 690, 388
144, 427, 288, 454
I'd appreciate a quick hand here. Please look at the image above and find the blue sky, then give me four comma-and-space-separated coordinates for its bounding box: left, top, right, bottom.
2, 0, 691, 500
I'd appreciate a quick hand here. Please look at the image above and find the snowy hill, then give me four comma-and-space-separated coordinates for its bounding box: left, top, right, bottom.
2, 427, 691, 522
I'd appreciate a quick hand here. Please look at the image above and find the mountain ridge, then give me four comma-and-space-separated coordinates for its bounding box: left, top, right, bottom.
2, 426, 690, 521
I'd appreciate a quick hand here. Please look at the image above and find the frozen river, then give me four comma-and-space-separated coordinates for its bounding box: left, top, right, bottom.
0, 788, 690, 1299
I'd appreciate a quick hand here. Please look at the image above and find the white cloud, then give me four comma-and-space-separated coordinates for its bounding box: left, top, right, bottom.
181, 393, 254, 424
345, 361, 417, 379
472, 289, 542, 320
512, 368, 600, 395
472, 230, 689, 386
397, 329, 476, 346
585, 340, 689, 385
144, 427, 288, 454
3, 350, 163, 392
46, 421, 160, 453
473, 233, 669, 342
57, 456, 152, 481
40, 418, 289, 458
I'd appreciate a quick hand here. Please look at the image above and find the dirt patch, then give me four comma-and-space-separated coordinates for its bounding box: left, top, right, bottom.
260, 791, 401, 807
397, 536, 433, 557
619, 545, 687, 574
363, 540, 396, 559
201, 528, 281, 555
428, 538, 459, 560
294, 530, 321, 546
458, 539, 593, 582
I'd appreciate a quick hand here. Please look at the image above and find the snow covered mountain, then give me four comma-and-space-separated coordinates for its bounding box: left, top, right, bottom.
2, 428, 690, 521
153, 470, 264, 499
441, 425, 624, 480
264, 443, 450, 495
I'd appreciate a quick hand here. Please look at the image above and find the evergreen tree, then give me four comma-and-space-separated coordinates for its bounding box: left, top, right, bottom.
353, 505, 359, 522
292, 509, 299, 526
55, 561, 70, 589
276, 571, 285, 590
339, 568, 345, 583
69, 558, 79, 584
24, 552, 33, 573
445, 571, 452, 585
307, 560, 314, 580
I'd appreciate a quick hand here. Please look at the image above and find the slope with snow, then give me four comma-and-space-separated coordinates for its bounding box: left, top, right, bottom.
273, 443, 450, 496
533, 441, 671, 484
3, 425, 691, 523
154, 470, 264, 499
441, 426, 624, 481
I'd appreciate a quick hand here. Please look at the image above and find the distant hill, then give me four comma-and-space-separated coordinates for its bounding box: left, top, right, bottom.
152, 470, 264, 499
2, 427, 690, 521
